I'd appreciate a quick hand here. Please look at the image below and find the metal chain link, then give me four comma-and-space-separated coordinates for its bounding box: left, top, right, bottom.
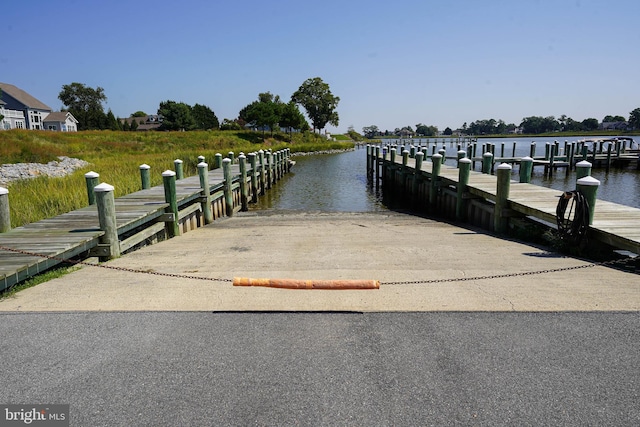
0, 245, 636, 286
382, 257, 637, 285
0, 245, 233, 283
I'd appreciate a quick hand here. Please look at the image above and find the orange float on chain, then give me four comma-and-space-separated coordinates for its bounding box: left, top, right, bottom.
233, 277, 380, 290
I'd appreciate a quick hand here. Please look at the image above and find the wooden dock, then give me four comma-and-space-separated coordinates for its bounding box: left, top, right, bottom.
0, 150, 292, 291
367, 145, 640, 256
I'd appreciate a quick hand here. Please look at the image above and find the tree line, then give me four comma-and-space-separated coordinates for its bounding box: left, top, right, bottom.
363, 109, 640, 139
56, 77, 340, 134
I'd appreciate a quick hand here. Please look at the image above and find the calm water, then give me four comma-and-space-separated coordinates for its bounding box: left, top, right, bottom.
253, 137, 640, 212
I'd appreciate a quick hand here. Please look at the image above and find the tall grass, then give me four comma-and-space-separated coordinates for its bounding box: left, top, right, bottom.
0, 129, 353, 227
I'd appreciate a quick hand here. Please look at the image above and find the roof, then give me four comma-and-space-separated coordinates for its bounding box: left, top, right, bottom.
0, 82, 52, 111
43, 111, 78, 123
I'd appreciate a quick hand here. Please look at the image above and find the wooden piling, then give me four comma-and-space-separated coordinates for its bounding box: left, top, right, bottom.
576, 160, 592, 180
214, 153, 223, 169
456, 158, 471, 221
430, 153, 442, 206
139, 164, 151, 189
162, 170, 180, 238
258, 150, 266, 195
94, 182, 120, 260
238, 154, 249, 211
577, 176, 600, 225
174, 159, 184, 180
84, 171, 100, 206
0, 187, 10, 233
494, 163, 512, 234
222, 158, 234, 217
519, 156, 533, 183
482, 152, 493, 174
198, 162, 214, 225
248, 152, 258, 203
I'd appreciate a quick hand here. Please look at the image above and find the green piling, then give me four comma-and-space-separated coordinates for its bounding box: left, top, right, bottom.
162, 170, 180, 238
222, 158, 234, 216
0, 187, 10, 233
94, 182, 120, 260
494, 163, 512, 234
456, 158, 471, 221
198, 162, 213, 225
577, 176, 600, 225
84, 171, 100, 205
519, 156, 533, 183
174, 159, 184, 180
139, 164, 151, 189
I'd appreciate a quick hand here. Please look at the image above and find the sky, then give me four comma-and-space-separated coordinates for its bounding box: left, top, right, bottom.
3, 0, 639, 134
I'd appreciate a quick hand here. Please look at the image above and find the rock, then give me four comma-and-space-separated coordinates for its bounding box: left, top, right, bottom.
0, 156, 90, 186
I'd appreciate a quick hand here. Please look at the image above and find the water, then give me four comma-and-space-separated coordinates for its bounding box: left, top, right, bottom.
253, 137, 640, 212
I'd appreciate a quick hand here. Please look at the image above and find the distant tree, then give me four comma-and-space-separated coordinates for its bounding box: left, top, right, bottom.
131, 111, 147, 117
564, 117, 583, 132
362, 125, 379, 139
106, 109, 121, 130
220, 118, 243, 130
130, 118, 139, 131
191, 103, 219, 130
443, 127, 453, 135
121, 119, 130, 131
603, 115, 625, 123
520, 116, 559, 134
279, 101, 308, 139
157, 100, 196, 131
629, 108, 640, 130
239, 92, 283, 138
58, 82, 108, 130
347, 126, 362, 141
581, 118, 599, 131
291, 77, 340, 133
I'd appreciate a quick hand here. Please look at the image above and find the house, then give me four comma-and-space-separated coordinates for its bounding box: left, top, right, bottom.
0, 99, 26, 130
0, 83, 79, 131
119, 114, 162, 131
599, 121, 629, 131
0, 82, 53, 130
42, 111, 79, 132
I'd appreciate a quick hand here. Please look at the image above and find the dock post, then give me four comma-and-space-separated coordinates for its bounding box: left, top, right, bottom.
456, 150, 466, 167
606, 143, 612, 173
228, 151, 235, 164
577, 176, 600, 225
140, 164, 151, 189
258, 150, 266, 195
519, 156, 533, 183
174, 159, 184, 180
84, 171, 100, 205
238, 154, 249, 211
430, 153, 442, 206
0, 187, 10, 233
412, 151, 424, 207
530, 142, 536, 158
482, 152, 493, 174
494, 163, 512, 234
94, 182, 120, 260
198, 162, 213, 225
456, 158, 471, 221
576, 161, 592, 180
248, 152, 258, 203
198, 155, 206, 164
214, 153, 223, 169
581, 145, 588, 162
162, 170, 180, 237
375, 146, 381, 189
222, 158, 234, 217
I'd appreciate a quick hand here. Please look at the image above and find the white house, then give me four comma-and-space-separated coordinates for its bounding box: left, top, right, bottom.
43, 111, 78, 132
0, 99, 26, 130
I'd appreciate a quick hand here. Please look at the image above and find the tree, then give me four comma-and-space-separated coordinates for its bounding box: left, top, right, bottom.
362, 125, 379, 139
106, 109, 121, 130
157, 100, 196, 131
220, 118, 242, 130
131, 111, 147, 117
291, 77, 339, 133
629, 108, 640, 130
279, 101, 308, 139
581, 118, 599, 131
239, 92, 284, 138
443, 127, 453, 135
603, 115, 625, 123
520, 116, 559, 134
191, 103, 219, 130
58, 82, 108, 130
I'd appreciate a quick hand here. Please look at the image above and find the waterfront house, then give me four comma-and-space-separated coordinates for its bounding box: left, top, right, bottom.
0, 82, 53, 130
42, 111, 79, 132
0, 99, 26, 130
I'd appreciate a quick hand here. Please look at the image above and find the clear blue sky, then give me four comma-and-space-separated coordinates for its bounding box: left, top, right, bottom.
4, 0, 639, 134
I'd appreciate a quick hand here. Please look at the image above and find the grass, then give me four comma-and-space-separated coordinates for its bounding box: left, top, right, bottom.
1, 129, 353, 227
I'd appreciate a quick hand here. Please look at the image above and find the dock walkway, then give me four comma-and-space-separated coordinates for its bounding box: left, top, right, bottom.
372, 148, 640, 255
1, 150, 291, 291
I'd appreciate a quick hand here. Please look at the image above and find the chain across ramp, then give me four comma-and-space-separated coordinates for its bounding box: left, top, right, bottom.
0, 245, 636, 288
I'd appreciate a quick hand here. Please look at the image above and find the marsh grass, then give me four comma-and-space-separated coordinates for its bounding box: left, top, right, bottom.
1, 129, 353, 227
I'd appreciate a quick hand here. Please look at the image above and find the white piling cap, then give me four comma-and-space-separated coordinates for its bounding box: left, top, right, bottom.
458, 150, 466, 154
222, 158, 231, 163
497, 163, 512, 170
577, 176, 600, 186
483, 152, 493, 157
459, 158, 472, 164
174, 159, 183, 164
162, 170, 176, 177
432, 153, 443, 159
94, 182, 114, 192
238, 154, 246, 159
197, 162, 208, 168
576, 160, 592, 167
521, 156, 533, 162
0, 187, 8, 195
139, 164, 151, 170
84, 171, 99, 178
